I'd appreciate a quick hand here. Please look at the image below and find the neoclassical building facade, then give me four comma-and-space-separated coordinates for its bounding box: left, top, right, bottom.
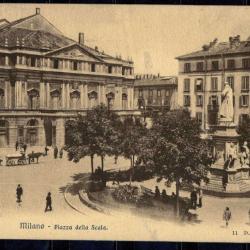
0, 8, 137, 147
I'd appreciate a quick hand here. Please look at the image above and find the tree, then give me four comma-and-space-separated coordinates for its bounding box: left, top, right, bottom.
137, 109, 212, 217
237, 115, 250, 145
64, 104, 121, 174
119, 116, 147, 184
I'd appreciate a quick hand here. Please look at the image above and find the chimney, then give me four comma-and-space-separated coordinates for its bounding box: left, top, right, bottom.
36, 8, 40, 15
78, 32, 84, 45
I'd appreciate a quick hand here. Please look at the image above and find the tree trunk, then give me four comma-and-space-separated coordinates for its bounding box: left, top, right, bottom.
91, 155, 94, 174
175, 177, 180, 218
129, 156, 133, 185
101, 155, 104, 172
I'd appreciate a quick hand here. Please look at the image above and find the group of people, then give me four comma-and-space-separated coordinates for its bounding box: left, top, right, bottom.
15, 141, 27, 154
53, 146, 63, 159
154, 186, 176, 202
16, 184, 52, 212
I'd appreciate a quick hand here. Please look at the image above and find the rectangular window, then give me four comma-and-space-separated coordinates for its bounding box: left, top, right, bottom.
195, 79, 203, 92
184, 95, 190, 107
211, 77, 218, 91
196, 62, 204, 72
53, 59, 59, 69
108, 66, 112, 74
241, 76, 250, 91
210, 95, 218, 106
157, 89, 161, 97
31, 57, 36, 67
196, 95, 203, 107
73, 61, 78, 71
184, 79, 190, 92
211, 60, 219, 71
184, 63, 191, 73
0, 55, 5, 65
91, 64, 96, 72
149, 90, 153, 97
226, 76, 234, 90
242, 58, 250, 69
227, 59, 235, 69
196, 112, 202, 125
240, 95, 249, 107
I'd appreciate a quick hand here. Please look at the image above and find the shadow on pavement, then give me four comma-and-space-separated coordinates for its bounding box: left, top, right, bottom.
59, 172, 91, 196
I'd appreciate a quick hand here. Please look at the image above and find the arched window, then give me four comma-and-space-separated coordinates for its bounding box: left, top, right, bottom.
106, 92, 115, 110
50, 89, 61, 110
27, 88, 39, 109
70, 90, 80, 109
0, 88, 4, 108
88, 91, 98, 109
26, 119, 39, 146
122, 93, 127, 110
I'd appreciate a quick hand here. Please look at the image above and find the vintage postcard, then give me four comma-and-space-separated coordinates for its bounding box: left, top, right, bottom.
0, 4, 250, 242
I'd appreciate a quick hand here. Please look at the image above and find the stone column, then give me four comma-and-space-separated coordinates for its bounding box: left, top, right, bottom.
56, 118, 65, 147
38, 119, 46, 146
4, 80, 8, 108
127, 87, 131, 110
80, 83, 84, 108
66, 82, 70, 109
5, 56, 9, 66
61, 82, 66, 109
131, 87, 134, 110
23, 81, 27, 108
40, 82, 45, 108
84, 83, 88, 109
98, 84, 101, 104
46, 83, 50, 108
101, 84, 106, 105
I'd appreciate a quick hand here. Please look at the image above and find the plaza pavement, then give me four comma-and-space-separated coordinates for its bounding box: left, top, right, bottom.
0, 146, 249, 241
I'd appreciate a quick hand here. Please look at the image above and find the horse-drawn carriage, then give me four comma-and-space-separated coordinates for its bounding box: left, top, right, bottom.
4, 152, 44, 166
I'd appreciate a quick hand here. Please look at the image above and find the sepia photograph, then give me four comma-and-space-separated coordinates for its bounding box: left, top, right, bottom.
0, 4, 249, 242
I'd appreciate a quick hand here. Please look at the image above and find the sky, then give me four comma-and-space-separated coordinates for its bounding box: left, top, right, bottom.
1, 5, 250, 76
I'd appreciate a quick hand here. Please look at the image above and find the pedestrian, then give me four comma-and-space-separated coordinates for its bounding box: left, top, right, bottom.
154, 186, 160, 199
45, 192, 52, 212
23, 143, 27, 153
190, 189, 197, 209
198, 189, 203, 208
161, 189, 167, 201
15, 141, 19, 151
44, 146, 49, 156
16, 184, 23, 203
223, 207, 231, 227
248, 209, 250, 224
59, 148, 63, 159
54, 146, 58, 159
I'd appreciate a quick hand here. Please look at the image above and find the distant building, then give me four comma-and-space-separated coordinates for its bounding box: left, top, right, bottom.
134, 74, 178, 112
176, 35, 250, 130
0, 8, 137, 147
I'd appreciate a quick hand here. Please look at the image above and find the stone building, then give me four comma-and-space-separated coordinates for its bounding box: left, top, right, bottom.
0, 8, 137, 147
176, 35, 250, 130
134, 74, 177, 112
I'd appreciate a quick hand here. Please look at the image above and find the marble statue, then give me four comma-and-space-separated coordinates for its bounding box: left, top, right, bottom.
241, 141, 250, 165
219, 83, 234, 122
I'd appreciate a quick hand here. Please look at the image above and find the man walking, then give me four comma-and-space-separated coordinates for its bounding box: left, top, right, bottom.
16, 184, 23, 203
223, 207, 231, 227
190, 189, 197, 209
54, 146, 58, 159
45, 192, 52, 212
15, 141, 19, 151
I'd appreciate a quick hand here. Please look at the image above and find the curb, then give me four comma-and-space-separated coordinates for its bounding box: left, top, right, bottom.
63, 185, 85, 215
78, 190, 108, 214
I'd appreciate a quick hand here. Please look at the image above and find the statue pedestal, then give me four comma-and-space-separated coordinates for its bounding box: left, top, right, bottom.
204, 123, 250, 195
